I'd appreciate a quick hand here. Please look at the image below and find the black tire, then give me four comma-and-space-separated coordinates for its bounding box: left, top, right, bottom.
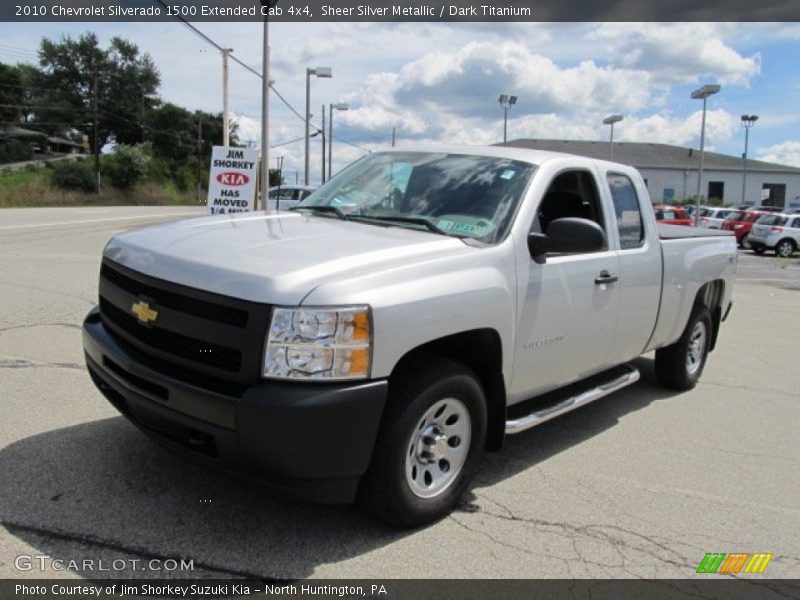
655, 306, 712, 391
740, 234, 751, 250
752, 246, 765, 255
358, 355, 487, 528
776, 239, 795, 258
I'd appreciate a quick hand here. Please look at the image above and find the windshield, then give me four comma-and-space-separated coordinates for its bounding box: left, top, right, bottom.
296, 151, 536, 244
726, 211, 746, 222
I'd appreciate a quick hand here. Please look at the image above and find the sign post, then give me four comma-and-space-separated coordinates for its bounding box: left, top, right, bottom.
207, 146, 258, 215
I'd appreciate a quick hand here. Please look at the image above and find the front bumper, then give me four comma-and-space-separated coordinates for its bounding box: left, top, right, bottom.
83, 307, 388, 504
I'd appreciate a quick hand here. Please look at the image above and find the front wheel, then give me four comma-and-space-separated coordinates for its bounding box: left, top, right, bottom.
740, 234, 751, 250
776, 239, 796, 258
655, 306, 712, 391
358, 356, 487, 528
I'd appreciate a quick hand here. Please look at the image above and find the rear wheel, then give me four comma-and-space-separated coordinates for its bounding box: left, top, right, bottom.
358, 356, 487, 528
740, 234, 751, 250
655, 306, 712, 391
776, 239, 796, 258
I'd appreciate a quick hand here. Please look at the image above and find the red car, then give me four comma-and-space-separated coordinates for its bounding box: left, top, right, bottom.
654, 205, 693, 226
721, 210, 767, 248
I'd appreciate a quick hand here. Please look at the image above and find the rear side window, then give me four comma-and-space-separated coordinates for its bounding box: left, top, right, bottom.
607, 174, 644, 249
758, 215, 787, 226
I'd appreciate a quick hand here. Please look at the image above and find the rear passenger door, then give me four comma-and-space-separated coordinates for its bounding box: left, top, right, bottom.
604, 172, 662, 364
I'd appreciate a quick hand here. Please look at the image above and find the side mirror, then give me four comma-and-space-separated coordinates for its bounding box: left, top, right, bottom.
528, 217, 607, 264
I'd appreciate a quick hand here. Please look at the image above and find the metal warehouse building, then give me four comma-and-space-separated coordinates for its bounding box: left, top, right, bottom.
504, 139, 800, 209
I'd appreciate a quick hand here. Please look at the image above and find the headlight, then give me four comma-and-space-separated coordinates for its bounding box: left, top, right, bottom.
263, 306, 371, 380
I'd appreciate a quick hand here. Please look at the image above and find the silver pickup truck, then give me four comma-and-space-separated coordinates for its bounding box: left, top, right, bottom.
82, 146, 736, 527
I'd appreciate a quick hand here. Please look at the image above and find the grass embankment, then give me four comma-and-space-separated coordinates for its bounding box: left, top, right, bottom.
0, 163, 202, 208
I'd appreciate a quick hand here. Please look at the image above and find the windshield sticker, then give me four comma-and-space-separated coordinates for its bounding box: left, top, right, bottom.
436, 219, 492, 237
500, 169, 516, 180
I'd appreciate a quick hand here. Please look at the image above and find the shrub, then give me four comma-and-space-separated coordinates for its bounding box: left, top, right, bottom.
50, 159, 96, 192
0, 139, 33, 164
104, 143, 151, 190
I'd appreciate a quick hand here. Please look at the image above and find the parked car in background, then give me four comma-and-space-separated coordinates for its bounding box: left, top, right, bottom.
653, 205, 693, 226
749, 213, 800, 257
266, 185, 317, 210
698, 207, 735, 229
721, 210, 768, 249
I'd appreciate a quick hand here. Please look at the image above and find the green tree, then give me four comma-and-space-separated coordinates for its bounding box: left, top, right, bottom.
35, 32, 160, 152
0, 62, 24, 124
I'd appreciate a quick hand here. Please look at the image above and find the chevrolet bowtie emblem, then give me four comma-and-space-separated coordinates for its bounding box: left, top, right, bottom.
131, 300, 159, 326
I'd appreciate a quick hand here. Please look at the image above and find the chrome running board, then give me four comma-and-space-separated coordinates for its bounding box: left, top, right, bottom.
505, 365, 640, 435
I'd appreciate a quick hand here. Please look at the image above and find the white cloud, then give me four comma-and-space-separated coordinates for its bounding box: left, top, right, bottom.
618, 109, 737, 147
591, 23, 761, 86
757, 141, 800, 168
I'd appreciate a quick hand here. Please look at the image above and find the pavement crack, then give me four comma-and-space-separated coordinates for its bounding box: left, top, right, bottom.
467, 492, 698, 573
693, 444, 797, 463
0, 322, 81, 333
0, 358, 84, 370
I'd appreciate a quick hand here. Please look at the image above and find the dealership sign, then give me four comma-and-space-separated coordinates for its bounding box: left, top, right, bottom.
207, 146, 258, 215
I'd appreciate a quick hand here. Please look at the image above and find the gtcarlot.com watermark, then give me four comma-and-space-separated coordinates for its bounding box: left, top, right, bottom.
15, 554, 194, 573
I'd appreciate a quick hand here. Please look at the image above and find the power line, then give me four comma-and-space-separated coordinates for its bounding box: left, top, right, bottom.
151, 2, 320, 142
269, 134, 308, 149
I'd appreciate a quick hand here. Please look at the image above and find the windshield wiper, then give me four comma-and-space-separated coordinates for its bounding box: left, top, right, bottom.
289, 205, 347, 219
350, 215, 454, 236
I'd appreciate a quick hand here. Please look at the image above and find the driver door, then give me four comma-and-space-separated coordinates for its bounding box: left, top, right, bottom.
511, 169, 620, 398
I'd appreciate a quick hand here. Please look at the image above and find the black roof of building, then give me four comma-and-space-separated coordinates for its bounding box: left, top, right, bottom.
502, 139, 800, 174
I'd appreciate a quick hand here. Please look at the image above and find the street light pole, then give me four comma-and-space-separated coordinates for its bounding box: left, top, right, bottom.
602, 114, 623, 160
691, 83, 721, 225
741, 114, 758, 205
321, 104, 326, 183
304, 66, 332, 184
498, 94, 517, 145
328, 102, 349, 179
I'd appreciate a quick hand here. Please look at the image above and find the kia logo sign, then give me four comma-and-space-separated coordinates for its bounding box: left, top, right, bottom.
216, 172, 249, 186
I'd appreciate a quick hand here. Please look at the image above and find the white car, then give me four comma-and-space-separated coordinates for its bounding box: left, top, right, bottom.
266, 185, 317, 210
749, 213, 800, 257
698, 207, 735, 229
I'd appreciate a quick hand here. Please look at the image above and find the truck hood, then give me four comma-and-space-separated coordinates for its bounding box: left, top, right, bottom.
104, 211, 470, 305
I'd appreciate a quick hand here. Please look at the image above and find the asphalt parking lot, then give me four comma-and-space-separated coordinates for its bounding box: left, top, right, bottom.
0, 207, 798, 580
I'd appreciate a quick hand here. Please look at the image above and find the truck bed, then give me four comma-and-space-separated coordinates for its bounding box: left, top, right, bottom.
658, 223, 735, 239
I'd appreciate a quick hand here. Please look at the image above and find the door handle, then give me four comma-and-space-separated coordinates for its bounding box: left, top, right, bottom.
594, 270, 618, 285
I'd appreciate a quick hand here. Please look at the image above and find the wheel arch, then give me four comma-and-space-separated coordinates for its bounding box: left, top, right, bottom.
776, 237, 796, 256
390, 328, 506, 452
693, 280, 725, 352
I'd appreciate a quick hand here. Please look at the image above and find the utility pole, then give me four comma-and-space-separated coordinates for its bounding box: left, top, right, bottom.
321, 105, 326, 183
391, 126, 396, 147
93, 65, 100, 193
221, 48, 232, 147
259, 0, 279, 211
141, 87, 146, 143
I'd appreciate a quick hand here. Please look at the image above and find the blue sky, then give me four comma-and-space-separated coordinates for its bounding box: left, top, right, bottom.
1, 22, 799, 182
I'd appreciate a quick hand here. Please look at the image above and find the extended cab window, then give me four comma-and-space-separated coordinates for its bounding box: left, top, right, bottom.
607, 173, 644, 250
532, 170, 606, 247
